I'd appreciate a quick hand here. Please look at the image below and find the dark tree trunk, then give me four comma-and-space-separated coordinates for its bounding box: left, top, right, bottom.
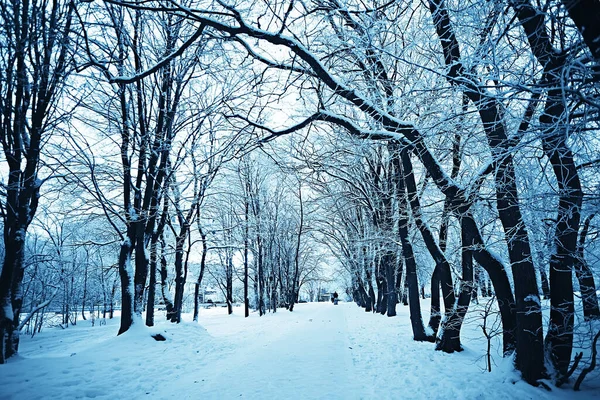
159, 237, 174, 319
472, 265, 479, 304
271, 273, 278, 313
170, 235, 186, 323
362, 248, 375, 312
468, 219, 517, 354
148, 195, 169, 326
396, 147, 455, 335
575, 215, 600, 320
244, 200, 250, 318
375, 265, 385, 315
110, 281, 117, 319
82, 262, 88, 321
486, 278, 493, 298
429, 0, 544, 382
510, 0, 584, 382
366, 263, 376, 313
397, 148, 432, 342
475, 269, 485, 298
560, 0, 600, 61
357, 280, 368, 309
0, 237, 26, 363
395, 257, 403, 305
385, 252, 397, 317
118, 238, 134, 335
193, 229, 208, 322
0, 0, 74, 363
134, 225, 149, 319
428, 270, 441, 334
437, 218, 473, 352
226, 255, 233, 315
257, 233, 266, 316
541, 65, 581, 383
146, 239, 158, 327
289, 186, 303, 312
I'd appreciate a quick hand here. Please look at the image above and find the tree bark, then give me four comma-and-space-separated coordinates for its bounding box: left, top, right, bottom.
159, 236, 174, 319
146, 238, 158, 327
437, 218, 473, 352
193, 229, 208, 322
396, 147, 456, 335
0, 0, 74, 363
510, 0, 584, 380
289, 185, 304, 312
560, 0, 600, 62
385, 251, 397, 317
118, 238, 135, 335
396, 148, 432, 342
575, 215, 600, 320
244, 198, 250, 318
428, 0, 544, 381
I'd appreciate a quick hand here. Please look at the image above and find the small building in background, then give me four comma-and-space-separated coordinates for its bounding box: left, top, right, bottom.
202, 287, 224, 303
318, 288, 332, 302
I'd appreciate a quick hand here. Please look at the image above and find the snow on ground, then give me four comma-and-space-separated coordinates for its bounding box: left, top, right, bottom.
1, 301, 599, 400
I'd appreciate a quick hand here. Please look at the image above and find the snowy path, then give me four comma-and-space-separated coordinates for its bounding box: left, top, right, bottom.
190, 304, 362, 398
1, 302, 599, 399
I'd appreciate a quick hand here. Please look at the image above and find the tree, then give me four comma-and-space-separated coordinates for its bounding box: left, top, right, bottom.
0, 0, 76, 363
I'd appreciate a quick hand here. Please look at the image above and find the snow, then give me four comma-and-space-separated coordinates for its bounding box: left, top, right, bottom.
2, 301, 14, 321
524, 294, 542, 307
1, 301, 599, 399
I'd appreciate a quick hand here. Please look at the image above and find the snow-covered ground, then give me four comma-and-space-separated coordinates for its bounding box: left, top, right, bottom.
1, 301, 599, 399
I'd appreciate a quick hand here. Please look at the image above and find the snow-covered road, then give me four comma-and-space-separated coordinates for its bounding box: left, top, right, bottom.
1, 302, 599, 399
193, 303, 361, 398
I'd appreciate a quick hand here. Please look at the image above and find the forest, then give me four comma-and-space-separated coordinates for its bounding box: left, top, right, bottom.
1, 0, 600, 394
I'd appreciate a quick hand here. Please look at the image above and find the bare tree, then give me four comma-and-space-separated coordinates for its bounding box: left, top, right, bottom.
0, 0, 76, 363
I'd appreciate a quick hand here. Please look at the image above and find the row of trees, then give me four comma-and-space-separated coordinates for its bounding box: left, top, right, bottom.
1, 0, 600, 389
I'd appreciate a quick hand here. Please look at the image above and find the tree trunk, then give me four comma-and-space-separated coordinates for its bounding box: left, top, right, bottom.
0, 0, 73, 364
257, 234, 266, 316
134, 224, 149, 318
472, 266, 479, 305
159, 237, 174, 319
397, 147, 456, 335
402, 278, 409, 306
363, 256, 376, 312
146, 238, 158, 327
0, 235, 26, 363
289, 185, 304, 312
170, 233, 186, 323
575, 215, 600, 320
437, 218, 473, 352
193, 229, 208, 322
118, 238, 135, 335
226, 255, 233, 315
395, 257, 403, 305
244, 200, 250, 318
541, 73, 582, 382
375, 269, 385, 315
429, 0, 543, 381
385, 251, 397, 317
559, 0, 600, 61
397, 148, 432, 342
428, 270, 441, 334
510, 0, 584, 382
82, 262, 88, 321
